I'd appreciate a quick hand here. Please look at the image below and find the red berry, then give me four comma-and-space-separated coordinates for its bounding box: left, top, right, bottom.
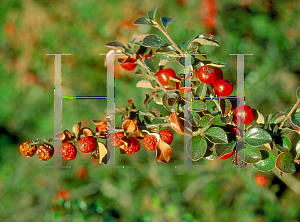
210, 67, 223, 86
123, 137, 140, 154
109, 132, 125, 147
60, 143, 77, 161
56, 189, 70, 201
219, 148, 235, 159
119, 57, 136, 71
233, 105, 254, 125
159, 129, 173, 144
255, 174, 268, 186
96, 122, 108, 138
75, 167, 88, 179
197, 65, 216, 84
213, 79, 233, 97
143, 135, 158, 151
156, 68, 176, 86
78, 137, 97, 153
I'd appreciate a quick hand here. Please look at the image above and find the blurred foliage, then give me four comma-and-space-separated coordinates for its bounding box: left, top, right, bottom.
0, 0, 300, 221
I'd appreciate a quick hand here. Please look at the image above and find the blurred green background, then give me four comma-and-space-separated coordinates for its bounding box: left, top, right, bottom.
1, 0, 300, 221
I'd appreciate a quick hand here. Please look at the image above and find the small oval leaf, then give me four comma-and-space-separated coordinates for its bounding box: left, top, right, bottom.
134, 17, 154, 25
142, 34, 169, 47
192, 34, 219, 47
162, 91, 180, 112
192, 100, 207, 112
237, 145, 262, 164
245, 127, 272, 147
160, 16, 178, 29
205, 127, 228, 144
253, 150, 277, 172
274, 136, 292, 152
291, 112, 300, 128
136, 80, 154, 89
276, 152, 296, 174
195, 83, 208, 98
148, 8, 158, 21
186, 136, 207, 161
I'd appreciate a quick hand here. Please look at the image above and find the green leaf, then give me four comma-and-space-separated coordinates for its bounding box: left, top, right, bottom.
191, 111, 201, 127
205, 100, 219, 115
276, 152, 296, 174
176, 56, 195, 67
162, 91, 180, 112
192, 34, 220, 47
199, 115, 214, 133
245, 127, 272, 147
155, 46, 179, 57
142, 34, 169, 47
220, 99, 232, 117
207, 61, 227, 68
297, 86, 300, 100
187, 42, 199, 54
186, 136, 207, 161
183, 35, 198, 51
144, 56, 160, 73
220, 116, 233, 124
105, 41, 126, 51
160, 16, 178, 29
195, 83, 207, 98
203, 148, 218, 160
205, 127, 228, 144
215, 140, 236, 158
134, 17, 154, 25
291, 112, 300, 127
237, 145, 262, 164
274, 136, 292, 152
253, 150, 277, 172
148, 8, 158, 21
295, 140, 300, 155
192, 100, 207, 111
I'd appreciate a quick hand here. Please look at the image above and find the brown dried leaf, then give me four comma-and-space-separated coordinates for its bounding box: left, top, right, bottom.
136, 80, 155, 89
55, 130, 73, 143
156, 139, 173, 163
91, 118, 108, 125
122, 120, 137, 133
78, 127, 94, 137
97, 142, 108, 164
170, 112, 192, 136
72, 122, 81, 138
150, 107, 161, 118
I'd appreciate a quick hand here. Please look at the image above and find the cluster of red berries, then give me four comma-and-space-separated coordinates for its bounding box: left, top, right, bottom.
109, 129, 174, 154
142, 129, 174, 151
197, 65, 233, 97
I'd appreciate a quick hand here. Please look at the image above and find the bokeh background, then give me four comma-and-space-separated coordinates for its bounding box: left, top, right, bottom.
1, 0, 300, 221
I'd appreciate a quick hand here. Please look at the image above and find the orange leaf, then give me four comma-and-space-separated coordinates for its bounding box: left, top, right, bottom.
170, 112, 192, 136
156, 139, 173, 163
122, 120, 137, 133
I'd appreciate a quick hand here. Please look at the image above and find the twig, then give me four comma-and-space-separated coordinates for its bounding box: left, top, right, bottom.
153, 21, 183, 54
280, 98, 300, 128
